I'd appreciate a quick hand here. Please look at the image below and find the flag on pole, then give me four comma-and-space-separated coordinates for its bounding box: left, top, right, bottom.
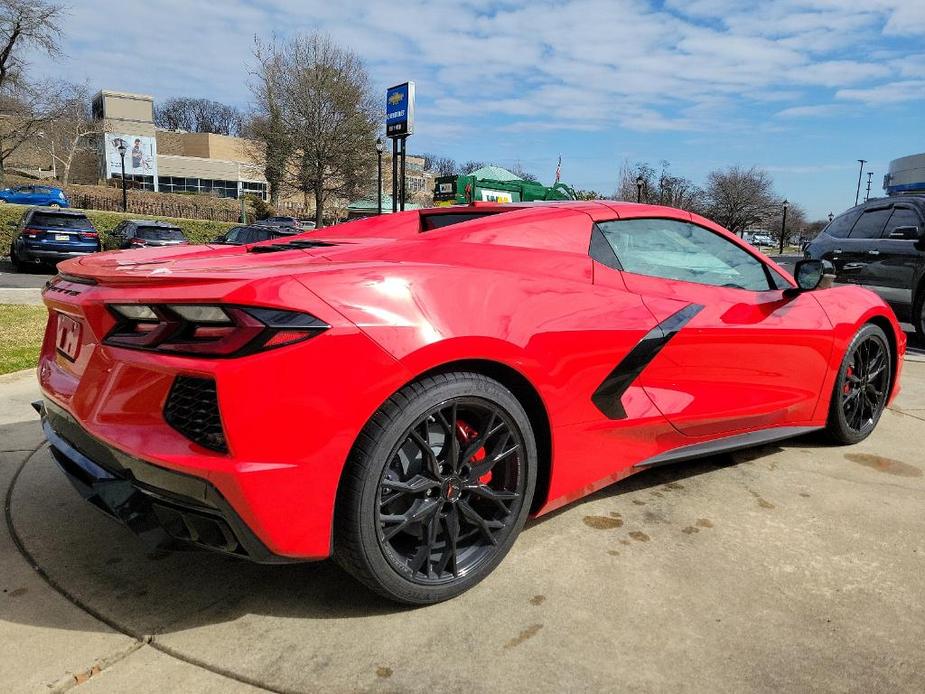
555, 155, 561, 183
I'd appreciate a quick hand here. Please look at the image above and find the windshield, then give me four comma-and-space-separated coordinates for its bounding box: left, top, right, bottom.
30, 212, 92, 229
135, 226, 185, 241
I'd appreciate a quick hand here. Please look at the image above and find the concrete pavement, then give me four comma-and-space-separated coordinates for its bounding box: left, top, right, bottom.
1, 363, 924, 693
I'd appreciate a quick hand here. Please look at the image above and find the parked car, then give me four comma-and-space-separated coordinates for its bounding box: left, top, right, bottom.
261, 215, 300, 228
751, 233, 774, 247
0, 184, 70, 207
108, 220, 189, 250
212, 224, 300, 245
37, 201, 903, 604
8, 208, 99, 271
805, 196, 925, 337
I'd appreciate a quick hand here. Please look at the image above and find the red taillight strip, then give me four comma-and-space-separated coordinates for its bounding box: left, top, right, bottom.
103, 304, 329, 358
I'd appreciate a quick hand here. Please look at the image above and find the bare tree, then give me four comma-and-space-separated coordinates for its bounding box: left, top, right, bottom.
616, 160, 705, 213
461, 160, 487, 174
0, 0, 66, 183
251, 33, 378, 226
154, 97, 244, 136
248, 38, 290, 208
422, 153, 458, 177
43, 82, 101, 183
510, 162, 539, 182
704, 165, 780, 236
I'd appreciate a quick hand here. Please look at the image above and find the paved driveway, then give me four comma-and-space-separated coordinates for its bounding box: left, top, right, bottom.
1, 362, 924, 693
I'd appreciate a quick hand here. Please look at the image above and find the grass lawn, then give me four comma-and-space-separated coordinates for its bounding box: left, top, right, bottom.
0, 304, 48, 375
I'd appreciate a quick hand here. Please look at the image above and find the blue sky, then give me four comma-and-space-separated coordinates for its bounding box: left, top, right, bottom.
31, 0, 925, 219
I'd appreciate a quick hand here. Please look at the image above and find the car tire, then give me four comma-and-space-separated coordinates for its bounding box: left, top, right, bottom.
334, 371, 537, 605
825, 323, 892, 445
914, 291, 925, 344
9, 246, 23, 272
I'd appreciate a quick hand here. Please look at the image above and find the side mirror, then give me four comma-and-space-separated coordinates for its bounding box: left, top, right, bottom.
888, 226, 920, 240
787, 259, 835, 296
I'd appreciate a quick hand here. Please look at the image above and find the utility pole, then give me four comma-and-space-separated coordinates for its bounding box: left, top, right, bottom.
865, 171, 873, 202
779, 199, 789, 255
855, 159, 867, 206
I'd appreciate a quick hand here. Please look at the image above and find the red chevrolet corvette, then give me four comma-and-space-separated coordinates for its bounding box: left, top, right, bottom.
36, 201, 904, 604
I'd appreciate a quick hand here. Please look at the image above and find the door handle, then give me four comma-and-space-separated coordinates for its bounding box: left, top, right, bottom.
832, 248, 842, 256
867, 249, 880, 256
842, 263, 865, 271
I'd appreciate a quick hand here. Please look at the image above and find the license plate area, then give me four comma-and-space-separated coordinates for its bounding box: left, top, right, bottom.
55, 312, 82, 362
55, 234, 70, 241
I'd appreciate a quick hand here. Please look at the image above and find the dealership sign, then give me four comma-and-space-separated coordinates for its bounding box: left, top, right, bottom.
105, 133, 158, 181
386, 82, 415, 138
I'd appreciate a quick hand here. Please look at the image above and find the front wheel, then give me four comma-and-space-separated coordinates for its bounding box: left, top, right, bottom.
826, 323, 892, 444
334, 372, 537, 605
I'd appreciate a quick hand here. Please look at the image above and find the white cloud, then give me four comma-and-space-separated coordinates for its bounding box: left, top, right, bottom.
26, 0, 925, 141
836, 80, 925, 104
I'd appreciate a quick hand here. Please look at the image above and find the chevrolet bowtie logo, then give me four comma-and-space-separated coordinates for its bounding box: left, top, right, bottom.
388, 92, 404, 105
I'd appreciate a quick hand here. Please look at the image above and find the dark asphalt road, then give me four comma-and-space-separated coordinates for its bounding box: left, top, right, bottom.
0, 259, 54, 288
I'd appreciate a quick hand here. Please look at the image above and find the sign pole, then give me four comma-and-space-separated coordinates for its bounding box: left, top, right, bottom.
399, 136, 407, 212
391, 137, 398, 214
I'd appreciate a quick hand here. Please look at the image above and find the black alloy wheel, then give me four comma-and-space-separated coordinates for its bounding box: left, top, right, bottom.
376, 398, 526, 584
334, 372, 536, 604
827, 323, 891, 444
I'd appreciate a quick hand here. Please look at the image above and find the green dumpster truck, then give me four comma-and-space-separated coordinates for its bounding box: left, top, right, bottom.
433, 170, 575, 206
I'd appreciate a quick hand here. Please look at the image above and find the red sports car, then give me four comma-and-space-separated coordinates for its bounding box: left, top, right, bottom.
36, 201, 904, 604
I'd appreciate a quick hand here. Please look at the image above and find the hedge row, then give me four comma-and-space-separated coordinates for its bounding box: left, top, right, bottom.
0, 203, 238, 253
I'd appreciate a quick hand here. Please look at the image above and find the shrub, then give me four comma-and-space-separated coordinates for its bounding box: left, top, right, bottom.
0, 203, 237, 252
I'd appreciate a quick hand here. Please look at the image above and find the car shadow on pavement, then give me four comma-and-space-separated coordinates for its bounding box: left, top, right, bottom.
2, 415, 818, 638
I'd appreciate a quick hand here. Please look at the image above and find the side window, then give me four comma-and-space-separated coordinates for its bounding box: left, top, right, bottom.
824, 210, 861, 238
883, 207, 921, 238
596, 219, 773, 291
848, 208, 891, 239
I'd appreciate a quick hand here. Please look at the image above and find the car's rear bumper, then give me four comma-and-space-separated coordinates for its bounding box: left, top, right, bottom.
37, 398, 299, 563
20, 248, 98, 263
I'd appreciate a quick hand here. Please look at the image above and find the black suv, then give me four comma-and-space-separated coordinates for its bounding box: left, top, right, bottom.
806, 196, 925, 336
107, 220, 189, 249
211, 224, 300, 245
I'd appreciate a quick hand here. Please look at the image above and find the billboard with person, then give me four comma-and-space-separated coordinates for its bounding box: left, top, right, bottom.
104, 134, 157, 182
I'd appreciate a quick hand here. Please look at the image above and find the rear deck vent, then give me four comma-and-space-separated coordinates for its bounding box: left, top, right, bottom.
164, 376, 227, 453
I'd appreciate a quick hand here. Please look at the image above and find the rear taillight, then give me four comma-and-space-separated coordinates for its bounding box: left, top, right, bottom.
80, 230, 98, 240
104, 304, 329, 357
130, 237, 147, 246
24, 227, 43, 238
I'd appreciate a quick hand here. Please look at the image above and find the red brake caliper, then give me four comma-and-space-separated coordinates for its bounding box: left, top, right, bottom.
844, 365, 853, 395
456, 420, 492, 484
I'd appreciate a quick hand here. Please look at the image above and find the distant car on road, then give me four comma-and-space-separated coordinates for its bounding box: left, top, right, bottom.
8, 208, 99, 271
0, 184, 70, 208
108, 220, 189, 250
211, 224, 301, 245
806, 195, 925, 338
751, 233, 774, 247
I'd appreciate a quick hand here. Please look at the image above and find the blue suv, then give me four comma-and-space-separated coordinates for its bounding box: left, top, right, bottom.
0, 184, 70, 207
8, 208, 100, 271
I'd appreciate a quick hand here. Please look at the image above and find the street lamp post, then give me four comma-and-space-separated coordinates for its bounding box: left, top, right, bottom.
117, 140, 128, 212
375, 137, 384, 215
865, 171, 873, 202
635, 175, 644, 203
855, 159, 867, 206
779, 199, 789, 255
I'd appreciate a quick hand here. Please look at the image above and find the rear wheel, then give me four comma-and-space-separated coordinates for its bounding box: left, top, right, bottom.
334, 372, 536, 605
826, 324, 891, 444
9, 246, 23, 272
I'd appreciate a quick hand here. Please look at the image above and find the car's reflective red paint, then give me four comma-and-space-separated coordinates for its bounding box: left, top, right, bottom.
38, 201, 905, 558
